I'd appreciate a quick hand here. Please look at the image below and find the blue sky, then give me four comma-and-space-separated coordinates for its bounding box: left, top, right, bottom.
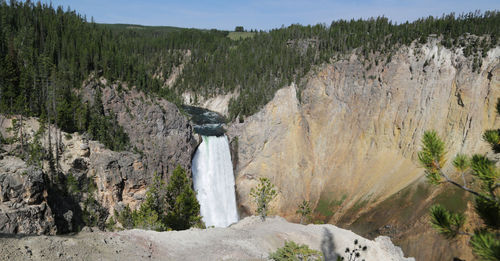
41, 0, 499, 30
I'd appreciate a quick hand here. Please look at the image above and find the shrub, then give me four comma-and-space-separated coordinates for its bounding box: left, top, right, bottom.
66, 173, 80, 194
105, 216, 116, 231
133, 206, 166, 231
250, 177, 277, 221
269, 241, 323, 261
115, 205, 135, 229
296, 200, 312, 224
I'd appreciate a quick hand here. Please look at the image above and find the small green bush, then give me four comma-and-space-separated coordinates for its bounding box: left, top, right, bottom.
66, 173, 80, 194
269, 241, 323, 261
296, 200, 312, 224
115, 205, 135, 229
105, 216, 117, 231
250, 177, 277, 221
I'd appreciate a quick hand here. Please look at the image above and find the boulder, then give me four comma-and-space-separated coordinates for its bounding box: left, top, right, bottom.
0, 156, 56, 235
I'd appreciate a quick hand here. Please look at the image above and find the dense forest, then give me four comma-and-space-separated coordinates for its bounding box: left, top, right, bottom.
185, 11, 499, 119
0, 0, 499, 146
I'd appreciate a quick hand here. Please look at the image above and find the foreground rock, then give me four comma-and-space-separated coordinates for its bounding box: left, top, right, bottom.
0, 216, 413, 260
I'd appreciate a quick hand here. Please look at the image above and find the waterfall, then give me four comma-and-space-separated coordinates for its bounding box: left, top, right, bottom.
192, 135, 239, 227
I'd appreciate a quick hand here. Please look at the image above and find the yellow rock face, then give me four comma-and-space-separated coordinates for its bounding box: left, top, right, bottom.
228, 43, 500, 224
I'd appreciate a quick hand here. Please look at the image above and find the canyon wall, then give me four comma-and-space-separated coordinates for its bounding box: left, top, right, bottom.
228, 42, 500, 260
81, 78, 198, 178
0, 82, 197, 233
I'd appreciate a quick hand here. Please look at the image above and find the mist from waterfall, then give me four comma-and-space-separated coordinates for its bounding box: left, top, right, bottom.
192, 135, 238, 227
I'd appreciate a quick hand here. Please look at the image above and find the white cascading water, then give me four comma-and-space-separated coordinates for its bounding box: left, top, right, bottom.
192, 135, 239, 227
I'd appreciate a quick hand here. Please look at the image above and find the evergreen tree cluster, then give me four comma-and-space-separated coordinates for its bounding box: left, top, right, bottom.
114, 166, 202, 231
1, 0, 499, 132
178, 11, 499, 119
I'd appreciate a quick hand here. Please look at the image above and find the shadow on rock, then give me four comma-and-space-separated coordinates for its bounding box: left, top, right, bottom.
0, 233, 32, 239
46, 172, 108, 234
321, 228, 339, 261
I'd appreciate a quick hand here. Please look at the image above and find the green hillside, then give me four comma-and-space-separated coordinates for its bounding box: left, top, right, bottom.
0, 0, 499, 136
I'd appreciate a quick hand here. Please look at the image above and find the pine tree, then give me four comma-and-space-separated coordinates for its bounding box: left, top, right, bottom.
115, 168, 201, 231
133, 205, 165, 231
133, 172, 167, 231
115, 205, 134, 229
296, 200, 312, 225
164, 165, 201, 230
418, 124, 500, 259
250, 177, 278, 221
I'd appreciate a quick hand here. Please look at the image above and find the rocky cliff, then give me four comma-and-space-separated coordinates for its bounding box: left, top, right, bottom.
81, 78, 197, 178
228, 42, 500, 260
0, 38, 497, 260
0, 155, 55, 235
0, 82, 196, 234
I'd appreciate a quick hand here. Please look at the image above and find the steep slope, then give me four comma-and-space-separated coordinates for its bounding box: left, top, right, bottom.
346, 177, 476, 260
228, 42, 500, 260
80, 77, 197, 178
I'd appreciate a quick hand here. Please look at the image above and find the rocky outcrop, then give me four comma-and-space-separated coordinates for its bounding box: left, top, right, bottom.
65, 137, 149, 214
0, 115, 147, 233
229, 43, 499, 217
0, 80, 197, 233
0, 216, 414, 260
182, 91, 238, 117
228, 42, 499, 260
81, 78, 197, 178
0, 156, 55, 235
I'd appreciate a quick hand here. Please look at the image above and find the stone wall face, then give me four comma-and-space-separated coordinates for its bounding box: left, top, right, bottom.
0, 156, 56, 235
228, 44, 500, 260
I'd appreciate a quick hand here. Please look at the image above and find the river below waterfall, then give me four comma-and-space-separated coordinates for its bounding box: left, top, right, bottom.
182, 105, 226, 136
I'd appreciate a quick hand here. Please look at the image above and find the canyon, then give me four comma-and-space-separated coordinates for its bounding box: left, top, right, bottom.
1, 41, 499, 260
